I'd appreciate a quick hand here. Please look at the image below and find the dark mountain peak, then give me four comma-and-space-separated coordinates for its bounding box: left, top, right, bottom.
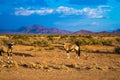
74, 30, 93, 34
27, 25, 46, 30
0, 24, 120, 34
17, 24, 72, 34
49, 28, 72, 34
17, 25, 47, 33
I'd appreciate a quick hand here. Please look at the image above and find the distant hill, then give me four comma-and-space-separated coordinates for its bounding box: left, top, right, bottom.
17, 25, 72, 34
112, 29, 120, 34
74, 30, 93, 34
96, 31, 110, 34
0, 25, 72, 34
0, 25, 120, 34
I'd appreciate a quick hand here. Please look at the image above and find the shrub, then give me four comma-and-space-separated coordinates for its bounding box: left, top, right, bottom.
12, 35, 29, 40
11, 35, 31, 45
114, 46, 120, 54
0, 38, 6, 44
47, 35, 54, 43
102, 39, 113, 46
33, 40, 50, 47
69, 36, 77, 44
116, 38, 120, 42
59, 35, 68, 41
0, 38, 11, 45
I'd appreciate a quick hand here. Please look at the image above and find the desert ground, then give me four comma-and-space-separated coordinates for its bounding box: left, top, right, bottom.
0, 34, 120, 80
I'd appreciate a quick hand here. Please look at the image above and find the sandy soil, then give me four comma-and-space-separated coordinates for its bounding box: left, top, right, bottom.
0, 45, 120, 80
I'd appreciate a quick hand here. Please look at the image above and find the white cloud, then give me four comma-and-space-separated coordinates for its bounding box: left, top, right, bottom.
35, 8, 53, 15
15, 6, 111, 18
81, 5, 111, 18
15, 7, 34, 16
81, 8, 103, 18
56, 6, 81, 15
15, 7, 54, 16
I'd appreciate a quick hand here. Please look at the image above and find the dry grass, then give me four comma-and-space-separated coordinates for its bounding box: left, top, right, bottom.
0, 34, 120, 80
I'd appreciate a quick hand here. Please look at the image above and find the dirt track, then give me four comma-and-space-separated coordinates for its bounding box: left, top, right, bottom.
0, 45, 120, 80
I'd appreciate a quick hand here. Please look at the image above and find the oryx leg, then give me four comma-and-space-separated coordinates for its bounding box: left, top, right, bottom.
75, 47, 80, 59
7, 49, 13, 63
0, 56, 3, 62
0, 48, 4, 62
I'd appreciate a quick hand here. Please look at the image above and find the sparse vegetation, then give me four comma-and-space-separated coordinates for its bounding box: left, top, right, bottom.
114, 46, 120, 54
33, 39, 50, 47
0, 34, 119, 47
0, 34, 120, 80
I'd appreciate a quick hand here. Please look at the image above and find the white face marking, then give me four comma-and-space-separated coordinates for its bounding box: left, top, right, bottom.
75, 46, 79, 50
66, 48, 69, 51
67, 53, 70, 58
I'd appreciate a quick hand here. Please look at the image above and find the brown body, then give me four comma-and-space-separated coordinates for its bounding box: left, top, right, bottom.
0, 42, 14, 62
0, 47, 4, 56
0, 47, 5, 62
7, 42, 14, 57
63, 43, 80, 58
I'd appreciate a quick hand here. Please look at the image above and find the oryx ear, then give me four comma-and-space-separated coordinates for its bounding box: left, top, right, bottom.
12, 42, 14, 44
11, 42, 15, 45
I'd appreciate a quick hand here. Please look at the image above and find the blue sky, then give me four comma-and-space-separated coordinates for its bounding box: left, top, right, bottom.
0, 0, 120, 32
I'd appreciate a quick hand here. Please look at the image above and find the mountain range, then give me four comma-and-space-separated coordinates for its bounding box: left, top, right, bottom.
0, 25, 120, 34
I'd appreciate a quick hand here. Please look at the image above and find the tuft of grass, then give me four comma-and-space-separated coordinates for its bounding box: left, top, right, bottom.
27, 48, 34, 51
0, 60, 19, 68
60, 65, 69, 70
65, 63, 81, 70
45, 46, 55, 50
114, 46, 120, 54
12, 61, 19, 68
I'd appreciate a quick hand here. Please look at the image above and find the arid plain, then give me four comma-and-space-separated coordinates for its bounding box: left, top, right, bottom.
0, 34, 120, 80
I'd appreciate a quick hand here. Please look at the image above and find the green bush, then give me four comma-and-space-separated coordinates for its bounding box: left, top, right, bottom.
33, 40, 50, 47
0, 38, 11, 45
12, 35, 29, 40
114, 46, 120, 54
102, 39, 113, 46
47, 35, 54, 43
116, 38, 120, 42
